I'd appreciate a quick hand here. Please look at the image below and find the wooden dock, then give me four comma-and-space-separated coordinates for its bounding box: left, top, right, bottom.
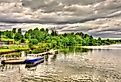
0, 50, 58, 64
27, 50, 58, 57
1, 59, 25, 64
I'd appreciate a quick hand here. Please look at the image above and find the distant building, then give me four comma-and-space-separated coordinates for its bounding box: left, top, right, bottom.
0, 40, 14, 47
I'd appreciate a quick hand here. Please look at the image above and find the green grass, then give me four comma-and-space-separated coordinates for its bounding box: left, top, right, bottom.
0, 45, 29, 53
0, 49, 15, 53
1, 38, 14, 41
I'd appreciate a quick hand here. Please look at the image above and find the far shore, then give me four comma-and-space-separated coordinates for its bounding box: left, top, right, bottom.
82, 44, 121, 49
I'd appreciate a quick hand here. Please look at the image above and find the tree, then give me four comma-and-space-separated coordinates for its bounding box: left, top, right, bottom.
18, 28, 22, 34
40, 28, 45, 31
97, 37, 102, 45
21, 38, 25, 43
29, 39, 39, 44
61, 37, 69, 46
51, 30, 58, 36
45, 28, 49, 33
63, 33, 67, 37
25, 32, 30, 39
12, 28, 16, 33
14, 33, 22, 41
28, 29, 32, 33
30, 30, 47, 42
34, 28, 39, 31
98, 37, 101, 41
79, 32, 84, 37
83, 34, 89, 38
4, 31, 14, 39
0, 31, 2, 39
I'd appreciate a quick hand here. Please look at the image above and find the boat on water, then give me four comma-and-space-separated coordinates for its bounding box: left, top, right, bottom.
24, 56, 44, 67
0, 50, 58, 65
1, 56, 44, 64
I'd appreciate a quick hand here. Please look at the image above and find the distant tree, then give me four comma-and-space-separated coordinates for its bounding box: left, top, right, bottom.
63, 33, 67, 37
0, 31, 2, 38
79, 32, 84, 37
71, 32, 74, 35
83, 34, 89, 38
18, 28, 22, 34
97, 37, 102, 45
34, 28, 39, 31
62, 37, 69, 46
40, 28, 45, 31
25, 32, 30, 39
45, 28, 49, 33
4, 31, 14, 39
29, 39, 39, 44
68, 37, 76, 46
14, 33, 22, 41
89, 35, 93, 39
51, 30, 58, 36
75, 35, 82, 44
12, 28, 16, 33
28, 43, 33, 49
28, 29, 32, 33
98, 37, 101, 41
21, 38, 25, 43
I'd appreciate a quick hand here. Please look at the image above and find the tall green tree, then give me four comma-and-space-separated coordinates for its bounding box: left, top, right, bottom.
12, 28, 16, 33
29, 39, 39, 44
4, 31, 13, 39
40, 28, 45, 31
14, 33, 22, 41
18, 28, 22, 34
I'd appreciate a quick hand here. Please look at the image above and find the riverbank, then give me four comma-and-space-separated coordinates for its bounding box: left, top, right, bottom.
0, 48, 29, 55
82, 44, 121, 49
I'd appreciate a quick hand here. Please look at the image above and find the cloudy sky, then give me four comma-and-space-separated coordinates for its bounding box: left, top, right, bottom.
0, 0, 121, 38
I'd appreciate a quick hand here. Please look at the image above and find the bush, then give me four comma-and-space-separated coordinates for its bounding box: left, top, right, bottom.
21, 38, 25, 43
29, 39, 39, 45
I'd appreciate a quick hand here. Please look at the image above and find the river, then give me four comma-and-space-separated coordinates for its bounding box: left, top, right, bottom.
0, 49, 121, 82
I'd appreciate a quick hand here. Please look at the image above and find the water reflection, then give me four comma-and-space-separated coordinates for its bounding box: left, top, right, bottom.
59, 47, 91, 54
0, 48, 121, 82
0, 47, 89, 69
0, 64, 20, 72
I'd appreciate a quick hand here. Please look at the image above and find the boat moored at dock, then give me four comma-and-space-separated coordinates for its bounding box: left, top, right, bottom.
24, 56, 44, 68
24, 56, 44, 64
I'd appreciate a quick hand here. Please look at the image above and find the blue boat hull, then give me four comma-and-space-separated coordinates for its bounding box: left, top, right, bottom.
24, 56, 44, 64
25, 58, 44, 68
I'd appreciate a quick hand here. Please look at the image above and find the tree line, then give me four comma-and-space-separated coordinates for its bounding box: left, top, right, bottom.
0, 28, 121, 51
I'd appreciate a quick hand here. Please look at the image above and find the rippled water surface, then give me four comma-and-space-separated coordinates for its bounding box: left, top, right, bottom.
0, 49, 121, 82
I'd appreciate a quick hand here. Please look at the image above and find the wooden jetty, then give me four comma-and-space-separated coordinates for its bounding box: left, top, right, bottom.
0, 49, 58, 64
27, 49, 58, 57
1, 59, 25, 64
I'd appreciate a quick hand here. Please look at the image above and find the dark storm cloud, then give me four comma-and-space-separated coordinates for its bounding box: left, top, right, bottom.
1, 0, 121, 38
0, 0, 121, 24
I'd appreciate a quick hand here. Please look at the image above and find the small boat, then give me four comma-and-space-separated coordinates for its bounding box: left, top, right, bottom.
25, 57, 44, 68
24, 56, 44, 66
25, 60, 44, 68
1, 59, 25, 64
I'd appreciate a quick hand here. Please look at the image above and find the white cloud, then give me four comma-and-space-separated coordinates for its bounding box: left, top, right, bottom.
0, 0, 121, 38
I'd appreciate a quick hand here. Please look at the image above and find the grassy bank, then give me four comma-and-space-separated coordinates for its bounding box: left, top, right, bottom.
0, 48, 29, 55
0, 45, 29, 54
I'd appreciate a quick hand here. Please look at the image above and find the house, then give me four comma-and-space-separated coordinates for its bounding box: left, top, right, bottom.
0, 40, 14, 47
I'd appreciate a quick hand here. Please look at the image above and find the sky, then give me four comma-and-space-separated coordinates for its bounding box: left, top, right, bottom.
0, 0, 121, 38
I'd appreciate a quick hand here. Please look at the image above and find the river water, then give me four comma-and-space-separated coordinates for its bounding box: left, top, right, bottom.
0, 49, 121, 82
